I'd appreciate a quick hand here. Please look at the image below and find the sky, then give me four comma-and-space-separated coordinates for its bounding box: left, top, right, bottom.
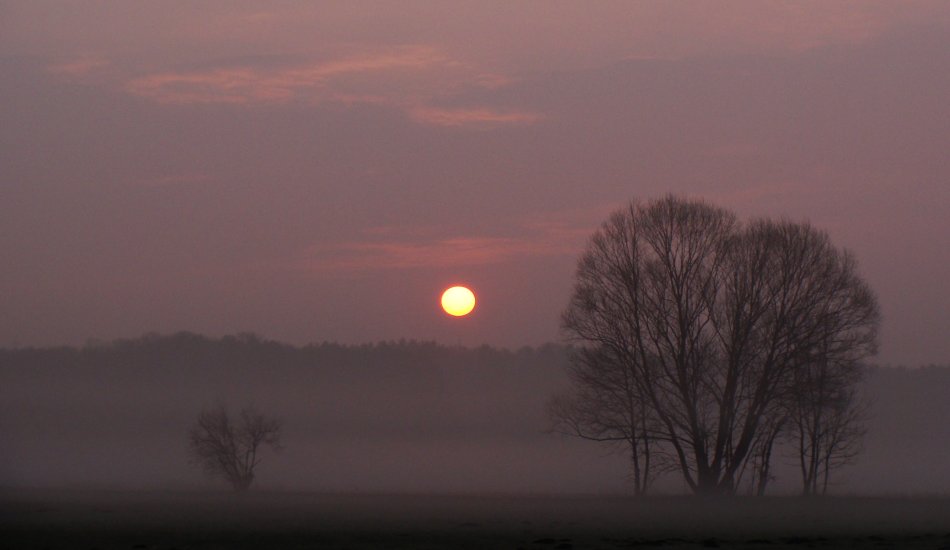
1, 1, 948, 365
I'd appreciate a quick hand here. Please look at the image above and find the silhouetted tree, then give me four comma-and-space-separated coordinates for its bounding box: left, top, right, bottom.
189, 405, 282, 491
548, 347, 668, 495
789, 353, 868, 495
559, 196, 879, 495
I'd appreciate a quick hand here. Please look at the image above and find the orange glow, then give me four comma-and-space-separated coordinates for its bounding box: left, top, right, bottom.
441, 286, 476, 317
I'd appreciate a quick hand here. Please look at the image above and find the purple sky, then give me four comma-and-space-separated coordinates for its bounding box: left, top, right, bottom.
1, 1, 948, 365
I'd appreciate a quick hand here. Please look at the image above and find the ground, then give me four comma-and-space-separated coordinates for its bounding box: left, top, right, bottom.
2, 489, 949, 549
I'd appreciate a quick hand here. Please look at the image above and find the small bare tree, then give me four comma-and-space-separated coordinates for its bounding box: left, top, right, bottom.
548, 347, 667, 496
737, 409, 786, 496
789, 356, 869, 496
189, 404, 282, 491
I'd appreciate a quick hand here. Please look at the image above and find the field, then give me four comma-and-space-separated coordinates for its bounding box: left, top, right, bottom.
2, 489, 949, 549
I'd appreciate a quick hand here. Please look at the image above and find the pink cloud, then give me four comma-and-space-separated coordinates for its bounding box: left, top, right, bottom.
308, 238, 537, 271
304, 217, 591, 272
123, 46, 450, 105
120, 46, 541, 129
47, 55, 110, 76
409, 107, 543, 128
125, 68, 296, 104
473, 73, 514, 89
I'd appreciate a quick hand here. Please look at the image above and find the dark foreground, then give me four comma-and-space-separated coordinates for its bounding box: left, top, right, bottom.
2, 489, 949, 549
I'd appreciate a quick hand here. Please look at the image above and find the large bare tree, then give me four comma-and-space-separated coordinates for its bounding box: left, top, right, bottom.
189, 405, 282, 491
559, 196, 879, 495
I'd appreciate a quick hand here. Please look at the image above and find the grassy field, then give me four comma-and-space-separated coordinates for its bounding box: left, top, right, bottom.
2, 489, 949, 549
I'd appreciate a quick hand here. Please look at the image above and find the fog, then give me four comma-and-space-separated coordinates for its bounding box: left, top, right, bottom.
2, 333, 947, 495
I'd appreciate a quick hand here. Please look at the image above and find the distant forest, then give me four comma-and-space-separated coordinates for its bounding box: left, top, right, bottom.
1, 333, 949, 495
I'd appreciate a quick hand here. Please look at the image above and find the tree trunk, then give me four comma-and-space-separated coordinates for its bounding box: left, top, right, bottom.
630, 438, 643, 497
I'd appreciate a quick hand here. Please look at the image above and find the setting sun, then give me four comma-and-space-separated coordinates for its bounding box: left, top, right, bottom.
440, 286, 476, 317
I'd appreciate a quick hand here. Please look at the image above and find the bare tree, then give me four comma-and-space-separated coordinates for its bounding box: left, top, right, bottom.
789, 355, 869, 495
737, 409, 785, 496
548, 347, 667, 495
189, 404, 282, 491
559, 196, 879, 495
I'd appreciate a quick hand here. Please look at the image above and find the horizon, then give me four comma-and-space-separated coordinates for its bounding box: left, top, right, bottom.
2, 330, 948, 369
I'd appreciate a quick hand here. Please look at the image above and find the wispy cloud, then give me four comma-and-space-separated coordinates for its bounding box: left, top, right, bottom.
47, 55, 110, 76
409, 107, 543, 129
304, 215, 594, 272
118, 46, 542, 129
124, 46, 449, 105
308, 237, 552, 271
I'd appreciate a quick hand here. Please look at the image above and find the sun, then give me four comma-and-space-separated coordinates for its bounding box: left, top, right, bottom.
441, 286, 476, 317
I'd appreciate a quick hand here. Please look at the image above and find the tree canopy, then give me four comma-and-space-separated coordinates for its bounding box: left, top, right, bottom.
556, 196, 879, 495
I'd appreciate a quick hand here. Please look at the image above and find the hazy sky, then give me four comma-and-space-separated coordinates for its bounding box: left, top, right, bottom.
1, 1, 948, 364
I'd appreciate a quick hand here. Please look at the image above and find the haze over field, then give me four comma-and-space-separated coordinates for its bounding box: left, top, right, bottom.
2, 1, 949, 365
2, 335, 949, 496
